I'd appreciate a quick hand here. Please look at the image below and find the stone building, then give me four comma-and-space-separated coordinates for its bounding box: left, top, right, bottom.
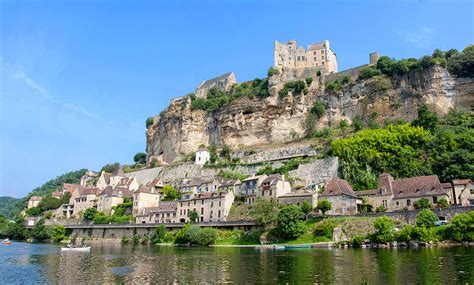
27, 196, 43, 209
132, 186, 161, 216
80, 170, 98, 186
195, 72, 237, 98
135, 201, 178, 224
239, 175, 268, 205
356, 174, 452, 212
97, 186, 133, 215
177, 191, 234, 223
274, 40, 338, 74
278, 191, 318, 208
452, 179, 474, 206
68, 185, 100, 217
320, 178, 361, 215
258, 174, 291, 201
195, 148, 210, 165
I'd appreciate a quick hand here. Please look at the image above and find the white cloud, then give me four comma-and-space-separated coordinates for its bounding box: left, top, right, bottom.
399, 27, 437, 48
11, 68, 99, 120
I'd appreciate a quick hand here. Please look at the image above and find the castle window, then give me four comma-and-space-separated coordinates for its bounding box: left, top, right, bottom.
313, 51, 316, 55
321, 56, 324, 60
289, 57, 291, 61
321, 50, 325, 54
297, 56, 300, 61
407, 199, 411, 206
314, 57, 316, 61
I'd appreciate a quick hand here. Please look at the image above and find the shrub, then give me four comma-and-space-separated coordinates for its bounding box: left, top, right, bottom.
368, 76, 391, 94
188, 210, 199, 223
414, 226, 438, 242
277, 205, 305, 239
341, 75, 351, 84
83, 208, 98, 221
151, 225, 166, 244
350, 235, 364, 248
436, 198, 449, 208
317, 200, 332, 217
162, 185, 179, 201
310, 101, 326, 119
450, 211, 474, 242
300, 201, 313, 218
92, 212, 108, 224
146, 117, 154, 128
325, 80, 343, 93
358, 65, 382, 80
267, 67, 279, 77
375, 205, 387, 213
414, 198, 432, 209
352, 115, 364, 131
447, 45, 474, 78
279, 80, 306, 99
370, 216, 395, 243
416, 209, 437, 228
395, 225, 414, 242
174, 224, 218, 246
51, 225, 67, 242
250, 198, 279, 228
314, 220, 336, 239
305, 77, 313, 85
239, 229, 263, 244
195, 228, 218, 246
29, 219, 51, 240
25, 207, 42, 216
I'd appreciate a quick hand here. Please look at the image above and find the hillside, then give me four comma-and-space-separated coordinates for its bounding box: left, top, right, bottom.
146, 46, 474, 165
3, 169, 87, 218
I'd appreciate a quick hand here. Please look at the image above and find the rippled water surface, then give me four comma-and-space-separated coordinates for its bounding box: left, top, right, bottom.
1, 242, 473, 284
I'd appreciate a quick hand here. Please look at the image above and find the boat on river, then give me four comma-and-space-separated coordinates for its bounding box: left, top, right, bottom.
284, 244, 312, 249
2, 239, 12, 245
61, 246, 90, 252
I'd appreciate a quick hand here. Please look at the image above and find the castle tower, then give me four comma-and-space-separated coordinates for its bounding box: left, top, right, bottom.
369, 52, 380, 65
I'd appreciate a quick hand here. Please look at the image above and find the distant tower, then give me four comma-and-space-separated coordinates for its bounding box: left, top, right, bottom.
369, 52, 380, 65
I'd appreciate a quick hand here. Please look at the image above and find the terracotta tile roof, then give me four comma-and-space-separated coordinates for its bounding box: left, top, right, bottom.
261, 174, 283, 190
441, 183, 453, 189
146, 178, 164, 188
100, 186, 133, 197
453, 179, 471, 186
391, 175, 447, 199
155, 201, 178, 213
65, 183, 100, 196
279, 191, 315, 198
135, 186, 160, 194
321, 178, 358, 198
29, 196, 43, 201
51, 191, 61, 198
63, 183, 77, 193
116, 177, 135, 188
355, 190, 378, 196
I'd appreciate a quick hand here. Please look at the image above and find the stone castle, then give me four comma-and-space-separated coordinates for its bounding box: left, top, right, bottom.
274, 40, 338, 74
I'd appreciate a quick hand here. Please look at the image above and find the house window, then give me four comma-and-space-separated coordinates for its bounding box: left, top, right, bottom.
188, 202, 190, 207
470, 189, 474, 195
433, 196, 438, 204
321, 56, 324, 60
322, 62, 325, 65
202, 200, 204, 205
201, 208, 204, 214
396, 201, 399, 206
194, 200, 196, 205
407, 199, 411, 206
201, 217, 204, 222
269, 190, 272, 196
313, 51, 316, 55
218, 210, 221, 218
381, 188, 386, 195
321, 50, 325, 54
219, 201, 221, 207
297, 56, 300, 61
313, 57, 316, 61
469, 199, 474, 206
382, 200, 388, 209
211, 202, 214, 207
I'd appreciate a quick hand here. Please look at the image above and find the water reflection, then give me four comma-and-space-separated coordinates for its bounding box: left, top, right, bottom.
0, 242, 473, 284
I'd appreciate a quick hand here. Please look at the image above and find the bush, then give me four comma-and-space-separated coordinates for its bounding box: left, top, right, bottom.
447, 45, 474, 78
436, 198, 449, 208
30, 219, 51, 240
325, 80, 343, 93
239, 229, 263, 244
174, 224, 218, 246
25, 207, 42, 216
279, 80, 306, 99
51, 225, 67, 242
416, 209, 437, 228
450, 211, 474, 242
277, 205, 305, 239
370, 216, 395, 243
146, 117, 154, 128
305, 77, 313, 85
195, 228, 218, 246
352, 115, 364, 131
358, 65, 382, 80
350, 235, 364, 248
250, 198, 279, 227
267, 67, 279, 77
314, 220, 336, 240
414, 198, 432, 209
395, 225, 414, 242
414, 226, 438, 242
83, 208, 98, 221
310, 101, 326, 119
341, 75, 351, 84
317, 200, 332, 217
300, 201, 313, 218
162, 185, 179, 201
375, 205, 387, 213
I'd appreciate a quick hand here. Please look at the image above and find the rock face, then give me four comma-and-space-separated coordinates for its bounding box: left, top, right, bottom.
147, 66, 473, 164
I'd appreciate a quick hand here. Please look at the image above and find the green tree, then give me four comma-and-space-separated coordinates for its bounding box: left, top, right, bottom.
37, 196, 62, 212
300, 201, 313, 219
412, 104, 439, 132
83, 207, 98, 221
370, 216, 395, 243
414, 198, 432, 209
450, 211, 473, 242
310, 101, 326, 119
25, 207, 42, 216
3, 217, 27, 240
188, 210, 199, 224
317, 200, 332, 217
146, 117, 154, 128
267, 67, 279, 76
60, 192, 71, 205
436, 198, 449, 208
51, 225, 66, 242
447, 45, 474, 78
101, 163, 120, 174
250, 198, 279, 228
277, 205, 305, 239
220, 144, 232, 160
352, 115, 364, 131
416, 209, 437, 228
358, 65, 381, 79
133, 152, 146, 164
30, 219, 51, 240
151, 224, 166, 244
162, 185, 179, 201
305, 77, 313, 85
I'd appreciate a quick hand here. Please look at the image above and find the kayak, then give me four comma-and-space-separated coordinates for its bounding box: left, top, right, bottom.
2, 241, 12, 245
255, 245, 285, 250
61, 247, 91, 252
284, 244, 311, 249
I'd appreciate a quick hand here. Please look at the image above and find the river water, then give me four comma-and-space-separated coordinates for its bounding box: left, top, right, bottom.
1, 242, 473, 284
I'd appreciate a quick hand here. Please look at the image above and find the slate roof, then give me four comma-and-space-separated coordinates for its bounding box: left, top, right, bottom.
135, 186, 160, 194
99, 186, 133, 197
243, 175, 266, 182
261, 174, 283, 188
146, 178, 163, 188
453, 179, 471, 186
320, 178, 358, 198
198, 72, 234, 89
156, 201, 178, 213
391, 175, 447, 199
64, 183, 99, 196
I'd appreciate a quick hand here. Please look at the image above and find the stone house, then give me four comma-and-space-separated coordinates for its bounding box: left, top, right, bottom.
356, 174, 452, 212
197, 178, 220, 193
320, 178, 361, 215
135, 201, 178, 224
452, 179, 474, 206
146, 178, 164, 193
258, 174, 291, 201
27, 196, 43, 209
217, 177, 241, 193
177, 191, 234, 223
132, 186, 161, 216
195, 72, 237, 98
179, 178, 206, 200
238, 175, 267, 205
115, 177, 139, 192
80, 170, 98, 186
274, 40, 338, 74
97, 186, 133, 215
51, 191, 62, 199
68, 185, 100, 217
135, 207, 158, 224
96, 171, 113, 190
278, 191, 318, 208
195, 148, 210, 165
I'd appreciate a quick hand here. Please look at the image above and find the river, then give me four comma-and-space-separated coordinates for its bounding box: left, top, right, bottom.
1, 242, 473, 284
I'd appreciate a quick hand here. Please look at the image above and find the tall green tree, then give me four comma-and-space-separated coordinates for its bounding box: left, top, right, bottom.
277, 205, 305, 239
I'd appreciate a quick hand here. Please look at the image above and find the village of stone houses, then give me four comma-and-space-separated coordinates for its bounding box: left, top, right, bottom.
20, 39, 474, 246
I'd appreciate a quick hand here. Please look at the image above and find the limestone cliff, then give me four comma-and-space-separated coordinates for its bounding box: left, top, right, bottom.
147, 65, 473, 164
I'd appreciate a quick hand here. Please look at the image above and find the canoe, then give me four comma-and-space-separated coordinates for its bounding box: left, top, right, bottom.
2, 241, 12, 245
284, 244, 311, 249
61, 247, 91, 252
255, 245, 285, 250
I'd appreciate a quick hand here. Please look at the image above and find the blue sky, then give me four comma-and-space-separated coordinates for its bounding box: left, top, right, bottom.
1, 0, 473, 198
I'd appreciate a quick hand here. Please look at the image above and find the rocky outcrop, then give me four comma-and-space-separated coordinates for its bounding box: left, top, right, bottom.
147, 66, 473, 164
